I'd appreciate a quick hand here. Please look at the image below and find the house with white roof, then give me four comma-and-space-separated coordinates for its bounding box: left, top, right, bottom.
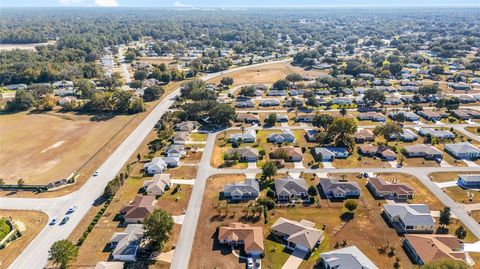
445, 142, 480, 160
320, 246, 379, 269
383, 204, 435, 233
271, 218, 323, 252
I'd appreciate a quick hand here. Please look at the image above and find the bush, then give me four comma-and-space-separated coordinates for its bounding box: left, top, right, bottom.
266, 188, 276, 198
258, 197, 275, 210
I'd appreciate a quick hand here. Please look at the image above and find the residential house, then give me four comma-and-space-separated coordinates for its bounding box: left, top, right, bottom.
223, 178, 260, 201
332, 97, 352, 105
389, 111, 420, 121
270, 218, 323, 252
142, 174, 171, 196
228, 130, 256, 143
419, 128, 455, 140
218, 223, 264, 256
6, 83, 27, 91
143, 157, 167, 175
403, 145, 443, 160
382, 204, 435, 233
260, 99, 281, 107
276, 114, 289, 122
319, 178, 361, 199
452, 109, 480, 120
358, 144, 396, 161
357, 112, 386, 122
367, 177, 414, 199
172, 132, 189, 145
235, 100, 255, 108
275, 176, 308, 201
162, 156, 180, 168
58, 96, 77, 106
226, 148, 259, 162
320, 246, 379, 269
267, 90, 286, 96
445, 142, 480, 160
379, 148, 397, 161
267, 130, 295, 144
165, 144, 186, 158
383, 97, 401, 105
449, 83, 471, 91
354, 129, 375, 143
295, 114, 314, 123
403, 234, 467, 265
391, 129, 418, 142
312, 147, 349, 162
271, 147, 303, 162
457, 174, 480, 188
358, 144, 379, 157
110, 224, 144, 261
174, 121, 197, 132
284, 98, 304, 107
236, 114, 260, 124
120, 195, 156, 223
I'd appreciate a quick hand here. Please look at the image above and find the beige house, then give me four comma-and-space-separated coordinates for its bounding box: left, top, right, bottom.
271, 218, 323, 252
218, 223, 264, 256
142, 173, 171, 196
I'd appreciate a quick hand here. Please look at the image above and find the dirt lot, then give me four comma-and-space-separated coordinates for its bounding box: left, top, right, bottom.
209, 61, 328, 86
0, 210, 48, 268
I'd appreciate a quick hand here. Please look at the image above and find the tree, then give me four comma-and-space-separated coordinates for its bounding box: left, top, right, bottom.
439, 206, 451, 227
272, 79, 290, 91
308, 185, 318, 196
0, 178, 5, 186
208, 103, 236, 126
239, 86, 256, 97
344, 200, 358, 213
418, 84, 439, 96
431, 65, 445, 75
285, 73, 303, 84
134, 69, 148, 80
455, 225, 467, 240
388, 62, 403, 76
339, 107, 347, 116
124, 52, 136, 62
363, 88, 385, 107
373, 121, 402, 144
9, 89, 35, 111
143, 209, 174, 251
220, 76, 234, 86
17, 178, 25, 187
137, 153, 141, 162
48, 240, 78, 269
312, 114, 334, 130
143, 85, 164, 102
326, 118, 357, 152
265, 113, 277, 126
262, 161, 277, 179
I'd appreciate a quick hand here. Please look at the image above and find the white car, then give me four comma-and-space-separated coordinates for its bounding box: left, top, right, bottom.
67, 205, 78, 213
247, 258, 254, 268
49, 217, 57, 225
93, 171, 100, 177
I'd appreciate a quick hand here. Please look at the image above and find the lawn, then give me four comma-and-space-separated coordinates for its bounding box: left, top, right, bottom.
443, 186, 480, 204
466, 127, 480, 135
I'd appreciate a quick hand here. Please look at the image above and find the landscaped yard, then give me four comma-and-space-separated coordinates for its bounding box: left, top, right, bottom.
0, 210, 48, 268
0, 218, 11, 241
443, 186, 480, 204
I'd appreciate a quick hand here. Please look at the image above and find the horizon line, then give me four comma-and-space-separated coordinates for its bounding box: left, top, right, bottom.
2, 4, 480, 8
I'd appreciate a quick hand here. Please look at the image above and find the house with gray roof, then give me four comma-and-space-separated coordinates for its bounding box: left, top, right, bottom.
403, 144, 443, 160
172, 131, 189, 145
389, 111, 420, 121
445, 142, 480, 160
235, 100, 255, 108
228, 130, 256, 143
267, 130, 295, 144
110, 224, 144, 261
419, 128, 455, 140
319, 178, 361, 199
312, 147, 349, 162
223, 178, 260, 201
260, 99, 281, 107
275, 176, 308, 201
174, 121, 198, 132
320, 246, 379, 269
142, 174, 171, 196
391, 129, 418, 142
457, 174, 480, 188
165, 144, 186, 158
226, 148, 259, 162
143, 157, 167, 175
271, 218, 323, 252
383, 204, 435, 233
417, 111, 442, 121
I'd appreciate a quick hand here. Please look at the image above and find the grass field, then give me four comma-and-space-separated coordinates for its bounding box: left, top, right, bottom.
0, 218, 11, 240
0, 210, 48, 269
209, 61, 328, 86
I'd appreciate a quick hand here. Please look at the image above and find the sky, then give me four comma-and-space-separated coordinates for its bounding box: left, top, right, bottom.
2, 0, 480, 7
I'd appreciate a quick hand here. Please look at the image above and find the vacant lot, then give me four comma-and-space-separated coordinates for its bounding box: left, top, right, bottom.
0, 210, 48, 268
0, 111, 134, 185
209, 61, 327, 86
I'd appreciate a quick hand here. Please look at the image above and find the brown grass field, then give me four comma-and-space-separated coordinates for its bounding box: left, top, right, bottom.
0, 210, 48, 268
209, 61, 328, 86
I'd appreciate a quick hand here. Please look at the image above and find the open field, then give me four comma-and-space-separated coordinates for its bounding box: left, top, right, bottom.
209, 61, 328, 86
0, 210, 48, 268
0, 111, 133, 185
138, 56, 176, 66
0, 41, 56, 51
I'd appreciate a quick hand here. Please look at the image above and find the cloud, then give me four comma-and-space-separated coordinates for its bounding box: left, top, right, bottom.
59, 0, 83, 5
94, 0, 119, 7
174, 1, 190, 7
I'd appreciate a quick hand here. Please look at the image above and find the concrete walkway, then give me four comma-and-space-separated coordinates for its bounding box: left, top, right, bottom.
281, 249, 307, 269
322, 161, 334, 168
173, 214, 185, 224
171, 179, 196, 185
464, 159, 480, 167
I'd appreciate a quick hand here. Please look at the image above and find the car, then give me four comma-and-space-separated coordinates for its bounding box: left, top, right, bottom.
49, 218, 57, 225
67, 205, 78, 213
93, 171, 100, 176
60, 217, 70, 225
247, 258, 254, 268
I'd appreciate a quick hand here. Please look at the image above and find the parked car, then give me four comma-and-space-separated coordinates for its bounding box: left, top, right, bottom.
93, 171, 100, 176
247, 258, 255, 269
49, 217, 57, 225
60, 217, 70, 225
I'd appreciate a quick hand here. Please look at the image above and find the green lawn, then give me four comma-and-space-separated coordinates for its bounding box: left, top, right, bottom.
0, 219, 12, 240
263, 237, 292, 269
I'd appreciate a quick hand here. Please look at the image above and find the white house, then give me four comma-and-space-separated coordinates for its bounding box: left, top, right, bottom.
143, 157, 167, 175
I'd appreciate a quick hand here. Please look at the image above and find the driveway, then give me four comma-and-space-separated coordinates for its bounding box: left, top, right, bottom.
388, 160, 398, 168
171, 179, 196, 185
322, 161, 334, 168
248, 162, 258, 169
294, 161, 304, 169
281, 249, 307, 269
463, 203, 480, 212
463, 159, 479, 167
440, 160, 452, 167
435, 180, 458, 188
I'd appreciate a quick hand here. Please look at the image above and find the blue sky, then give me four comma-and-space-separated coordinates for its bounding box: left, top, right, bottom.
2, 0, 480, 7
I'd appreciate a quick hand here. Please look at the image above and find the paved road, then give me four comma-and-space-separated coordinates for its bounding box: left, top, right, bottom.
0, 59, 291, 269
